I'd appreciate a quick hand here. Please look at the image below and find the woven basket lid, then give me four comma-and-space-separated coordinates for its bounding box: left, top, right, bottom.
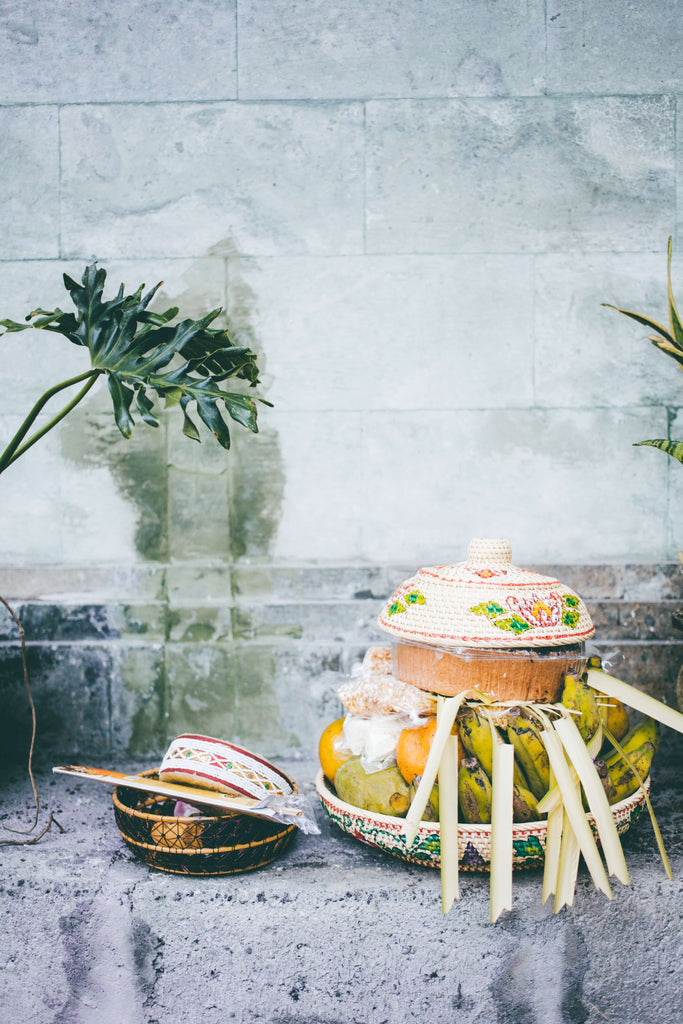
377, 538, 594, 650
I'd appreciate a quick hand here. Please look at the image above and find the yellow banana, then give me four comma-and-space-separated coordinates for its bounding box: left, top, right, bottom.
621, 715, 660, 754
458, 757, 492, 824
561, 672, 601, 743
603, 740, 656, 804
506, 708, 550, 800
457, 705, 494, 776
596, 694, 630, 741
603, 716, 660, 766
512, 784, 540, 823
458, 704, 528, 790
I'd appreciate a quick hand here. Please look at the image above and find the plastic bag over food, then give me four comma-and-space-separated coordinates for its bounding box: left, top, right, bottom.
338, 645, 436, 719
336, 712, 413, 774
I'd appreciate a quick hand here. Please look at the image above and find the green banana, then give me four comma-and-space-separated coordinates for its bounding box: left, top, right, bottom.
512, 784, 541, 823
561, 672, 601, 743
457, 705, 529, 790
458, 757, 492, 824
602, 740, 656, 804
409, 775, 439, 821
506, 707, 550, 801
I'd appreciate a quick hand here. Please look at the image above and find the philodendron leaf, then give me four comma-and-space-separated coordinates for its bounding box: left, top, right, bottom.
0, 263, 269, 446
135, 387, 160, 428
634, 439, 683, 463
107, 372, 135, 438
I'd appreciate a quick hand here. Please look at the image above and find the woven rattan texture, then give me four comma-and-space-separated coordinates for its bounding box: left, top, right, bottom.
316, 771, 648, 872
113, 771, 296, 875
377, 538, 595, 649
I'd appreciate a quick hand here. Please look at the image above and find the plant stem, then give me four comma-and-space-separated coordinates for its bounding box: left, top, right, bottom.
0, 369, 102, 475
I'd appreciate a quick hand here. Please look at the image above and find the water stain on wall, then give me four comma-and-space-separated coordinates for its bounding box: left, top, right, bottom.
60, 406, 169, 563
58, 245, 284, 565
224, 245, 285, 561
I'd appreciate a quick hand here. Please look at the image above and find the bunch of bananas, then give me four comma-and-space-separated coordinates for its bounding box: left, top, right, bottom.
323, 660, 660, 824
455, 666, 660, 824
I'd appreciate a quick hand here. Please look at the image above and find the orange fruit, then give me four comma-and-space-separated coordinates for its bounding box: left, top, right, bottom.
318, 717, 351, 783
396, 716, 437, 783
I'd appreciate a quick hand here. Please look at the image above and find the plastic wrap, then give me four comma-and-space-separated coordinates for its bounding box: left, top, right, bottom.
335, 712, 414, 773
390, 638, 586, 702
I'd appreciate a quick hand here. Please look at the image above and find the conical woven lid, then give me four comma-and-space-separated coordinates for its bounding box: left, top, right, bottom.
377, 538, 594, 649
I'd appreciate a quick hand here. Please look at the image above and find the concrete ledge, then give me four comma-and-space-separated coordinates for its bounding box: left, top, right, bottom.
2, 735, 683, 1024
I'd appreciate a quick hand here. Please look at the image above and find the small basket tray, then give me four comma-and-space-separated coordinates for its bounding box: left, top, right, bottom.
114, 769, 297, 875
316, 770, 649, 871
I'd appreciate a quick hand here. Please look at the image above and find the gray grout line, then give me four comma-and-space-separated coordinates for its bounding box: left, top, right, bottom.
0, 250, 675, 264
0, 92, 678, 110
362, 102, 367, 256
57, 105, 62, 259
234, 0, 240, 101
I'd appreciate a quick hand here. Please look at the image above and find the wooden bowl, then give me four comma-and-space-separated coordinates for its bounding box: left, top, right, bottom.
113, 769, 297, 875
392, 642, 584, 702
316, 770, 649, 871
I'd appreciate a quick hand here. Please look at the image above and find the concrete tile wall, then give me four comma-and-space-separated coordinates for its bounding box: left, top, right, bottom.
0, 1, 682, 757
1, 562, 682, 763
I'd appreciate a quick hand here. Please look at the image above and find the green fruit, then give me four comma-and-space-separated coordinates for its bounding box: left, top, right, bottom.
409, 775, 439, 821
457, 705, 494, 777
457, 705, 528, 789
512, 784, 541, 823
561, 672, 600, 743
506, 707, 550, 801
458, 757, 492, 824
334, 757, 410, 817
603, 740, 656, 804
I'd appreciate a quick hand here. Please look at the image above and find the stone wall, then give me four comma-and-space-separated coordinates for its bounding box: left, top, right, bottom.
0, 2, 682, 760
1, 562, 682, 763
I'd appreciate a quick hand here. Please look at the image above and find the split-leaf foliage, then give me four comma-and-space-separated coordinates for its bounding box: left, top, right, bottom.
0, 263, 270, 475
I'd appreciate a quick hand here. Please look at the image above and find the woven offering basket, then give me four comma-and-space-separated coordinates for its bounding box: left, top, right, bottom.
114, 770, 297, 875
316, 770, 649, 871
378, 538, 595, 701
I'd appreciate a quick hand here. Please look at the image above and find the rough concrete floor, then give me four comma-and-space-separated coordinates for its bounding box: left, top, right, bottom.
1, 736, 683, 1024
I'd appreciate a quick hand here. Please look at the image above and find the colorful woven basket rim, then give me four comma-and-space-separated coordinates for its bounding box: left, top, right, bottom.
315, 769, 648, 842
159, 734, 294, 799
377, 537, 595, 650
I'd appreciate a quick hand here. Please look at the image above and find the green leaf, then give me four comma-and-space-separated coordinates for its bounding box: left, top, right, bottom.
195, 395, 231, 449
634, 439, 683, 463
135, 387, 159, 428
180, 400, 201, 442
601, 303, 674, 344
666, 236, 683, 351
107, 372, 135, 438
223, 394, 258, 432
650, 337, 683, 368
0, 262, 269, 451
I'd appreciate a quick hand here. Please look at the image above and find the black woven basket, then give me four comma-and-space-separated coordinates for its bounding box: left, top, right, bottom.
113, 769, 297, 875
